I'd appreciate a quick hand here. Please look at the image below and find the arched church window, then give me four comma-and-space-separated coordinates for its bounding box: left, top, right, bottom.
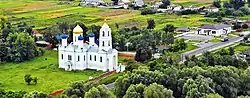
108, 41, 110, 46
102, 31, 105, 36
102, 41, 105, 46
108, 31, 110, 36
68, 55, 72, 60
61, 54, 63, 60
94, 55, 96, 61
78, 56, 80, 61
100, 57, 102, 62
90, 55, 92, 61
75, 36, 76, 42
84, 55, 85, 61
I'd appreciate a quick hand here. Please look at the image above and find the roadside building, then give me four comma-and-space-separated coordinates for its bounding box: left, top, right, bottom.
204, 6, 219, 12
176, 27, 190, 33
197, 24, 231, 36
133, 0, 145, 7
184, 5, 199, 11
80, 0, 104, 6
150, 2, 163, 9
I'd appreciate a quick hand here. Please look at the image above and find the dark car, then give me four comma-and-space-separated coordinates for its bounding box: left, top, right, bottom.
221, 36, 229, 42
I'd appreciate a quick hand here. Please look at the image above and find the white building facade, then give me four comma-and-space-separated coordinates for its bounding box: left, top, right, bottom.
197, 24, 232, 36
58, 23, 118, 72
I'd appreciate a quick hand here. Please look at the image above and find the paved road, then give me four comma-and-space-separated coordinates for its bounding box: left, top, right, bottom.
105, 82, 115, 89
181, 37, 243, 62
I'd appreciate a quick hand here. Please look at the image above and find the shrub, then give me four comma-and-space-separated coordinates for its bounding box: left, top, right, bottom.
232, 10, 245, 16
141, 9, 156, 15
242, 24, 249, 29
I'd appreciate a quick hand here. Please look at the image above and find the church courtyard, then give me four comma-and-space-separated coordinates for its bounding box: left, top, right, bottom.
0, 50, 103, 93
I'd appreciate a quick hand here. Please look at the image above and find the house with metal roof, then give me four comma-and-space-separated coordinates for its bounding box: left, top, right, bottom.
80, 0, 105, 6
196, 24, 232, 36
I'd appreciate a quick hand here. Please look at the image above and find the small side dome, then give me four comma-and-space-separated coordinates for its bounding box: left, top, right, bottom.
73, 25, 83, 34
89, 32, 95, 37
56, 35, 62, 40
61, 33, 68, 39
78, 35, 84, 40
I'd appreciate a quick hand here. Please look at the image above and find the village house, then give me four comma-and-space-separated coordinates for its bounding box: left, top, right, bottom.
132, 0, 145, 7
176, 27, 190, 33
117, 0, 130, 9
80, 0, 105, 6
204, 6, 219, 12
196, 24, 231, 36
184, 5, 199, 11
150, 2, 163, 9
173, 5, 182, 12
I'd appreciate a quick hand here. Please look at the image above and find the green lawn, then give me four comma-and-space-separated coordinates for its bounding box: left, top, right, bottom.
180, 43, 199, 53
0, 50, 103, 93
233, 45, 250, 53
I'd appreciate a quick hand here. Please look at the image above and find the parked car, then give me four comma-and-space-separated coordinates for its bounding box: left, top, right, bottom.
221, 36, 229, 42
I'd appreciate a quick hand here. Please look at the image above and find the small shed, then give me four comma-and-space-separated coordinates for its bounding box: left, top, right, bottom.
176, 27, 190, 32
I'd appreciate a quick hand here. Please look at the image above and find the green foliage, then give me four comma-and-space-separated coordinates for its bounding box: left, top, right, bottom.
24, 74, 38, 85
205, 93, 223, 98
24, 74, 33, 85
23, 91, 48, 98
124, 83, 146, 98
169, 38, 187, 52
163, 24, 175, 33
213, 0, 221, 8
232, 10, 245, 17
141, 8, 156, 15
183, 75, 215, 98
64, 81, 88, 98
84, 85, 116, 98
144, 83, 174, 98
0, 89, 27, 98
147, 19, 155, 29
4, 32, 43, 62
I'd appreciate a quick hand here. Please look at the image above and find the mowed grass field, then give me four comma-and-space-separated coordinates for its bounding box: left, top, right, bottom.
0, 0, 218, 31
0, 50, 103, 93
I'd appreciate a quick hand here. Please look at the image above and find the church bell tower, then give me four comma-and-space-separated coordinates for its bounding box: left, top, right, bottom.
99, 23, 112, 51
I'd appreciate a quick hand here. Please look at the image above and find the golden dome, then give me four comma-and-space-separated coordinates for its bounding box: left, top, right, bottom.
73, 25, 83, 34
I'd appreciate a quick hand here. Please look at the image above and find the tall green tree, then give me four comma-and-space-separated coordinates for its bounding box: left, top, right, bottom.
163, 24, 175, 33
213, 0, 221, 8
183, 75, 215, 98
147, 19, 155, 29
230, 0, 245, 10
144, 83, 174, 98
7, 32, 38, 62
84, 85, 115, 98
124, 83, 146, 98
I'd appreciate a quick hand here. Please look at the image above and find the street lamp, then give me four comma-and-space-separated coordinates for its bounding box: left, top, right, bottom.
125, 42, 131, 52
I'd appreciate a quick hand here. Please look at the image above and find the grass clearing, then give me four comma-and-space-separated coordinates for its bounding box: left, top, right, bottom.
180, 43, 199, 53
233, 45, 250, 53
0, 50, 103, 93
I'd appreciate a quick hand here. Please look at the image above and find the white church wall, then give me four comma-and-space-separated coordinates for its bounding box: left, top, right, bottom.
58, 23, 119, 72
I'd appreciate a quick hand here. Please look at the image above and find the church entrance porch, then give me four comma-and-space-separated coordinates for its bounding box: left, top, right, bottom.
65, 61, 73, 71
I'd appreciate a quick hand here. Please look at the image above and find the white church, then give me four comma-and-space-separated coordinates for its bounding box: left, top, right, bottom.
58, 23, 118, 72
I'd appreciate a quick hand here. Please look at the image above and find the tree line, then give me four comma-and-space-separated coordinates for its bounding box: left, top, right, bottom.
0, 19, 44, 62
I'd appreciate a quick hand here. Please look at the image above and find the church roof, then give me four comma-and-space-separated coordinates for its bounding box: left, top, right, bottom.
107, 49, 116, 54
73, 25, 83, 34
87, 46, 99, 52
102, 23, 109, 28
